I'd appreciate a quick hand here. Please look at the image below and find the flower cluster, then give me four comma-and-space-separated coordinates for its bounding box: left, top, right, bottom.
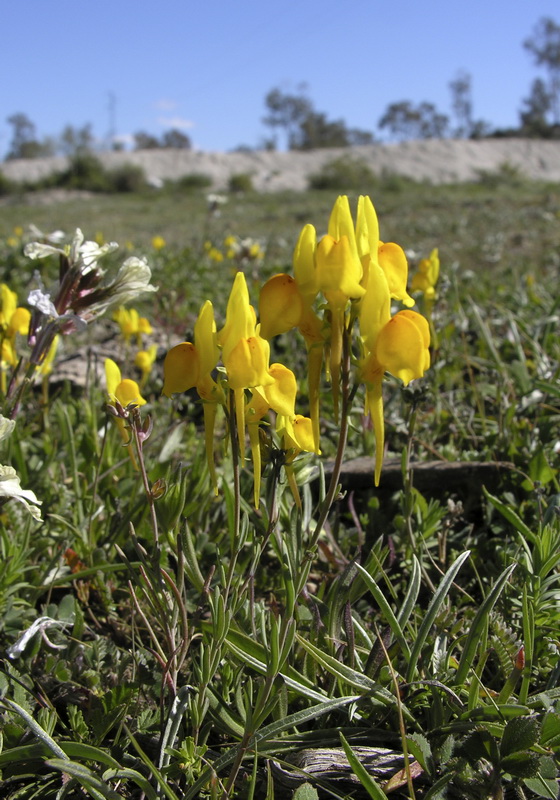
24, 228, 157, 369
260, 195, 430, 484
163, 274, 316, 504
163, 195, 431, 500
204, 235, 265, 266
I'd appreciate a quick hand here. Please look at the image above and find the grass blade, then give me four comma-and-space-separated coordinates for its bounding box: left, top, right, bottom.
454, 562, 516, 686
406, 551, 471, 682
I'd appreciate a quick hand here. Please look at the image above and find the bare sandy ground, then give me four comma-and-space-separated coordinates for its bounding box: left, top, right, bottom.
2, 138, 560, 192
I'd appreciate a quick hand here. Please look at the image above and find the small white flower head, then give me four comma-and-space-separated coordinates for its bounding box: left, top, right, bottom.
25, 228, 118, 277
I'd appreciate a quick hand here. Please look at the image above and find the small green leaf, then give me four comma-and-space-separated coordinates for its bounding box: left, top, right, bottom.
500, 750, 541, 778
500, 716, 540, 757
523, 757, 559, 799
540, 712, 560, 748
293, 782, 319, 800
406, 732, 433, 774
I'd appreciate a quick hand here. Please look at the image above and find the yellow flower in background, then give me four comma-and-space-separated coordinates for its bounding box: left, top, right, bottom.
152, 235, 166, 251
105, 358, 145, 471
0, 284, 30, 340
410, 247, 440, 347
38, 336, 59, 377
135, 344, 158, 385
114, 306, 153, 345
411, 248, 440, 299
208, 247, 224, 263
105, 358, 146, 408
1, 340, 16, 368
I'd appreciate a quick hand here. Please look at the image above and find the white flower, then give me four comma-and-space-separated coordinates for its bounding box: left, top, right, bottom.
28, 289, 58, 318
0, 415, 42, 521
0, 416, 15, 443
101, 256, 158, 311
0, 465, 42, 520
25, 228, 118, 275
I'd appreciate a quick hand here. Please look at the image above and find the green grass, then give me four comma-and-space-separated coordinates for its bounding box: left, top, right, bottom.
0, 177, 559, 799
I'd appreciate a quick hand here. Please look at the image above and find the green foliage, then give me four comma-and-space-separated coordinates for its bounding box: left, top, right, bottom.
172, 172, 213, 191
308, 155, 377, 191
36, 153, 149, 193
228, 172, 254, 193
0, 178, 560, 797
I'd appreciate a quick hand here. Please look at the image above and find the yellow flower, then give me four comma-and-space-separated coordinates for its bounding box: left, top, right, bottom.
359, 260, 430, 485
411, 248, 440, 299
0, 284, 30, 339
38, 336, 59, 377
258, 274, 303, 340
208, 247, 224, 263
105, 358, 146, 408
152, 235, 166, 251
245, 363, 298, 505
275, 413, 320, 507
163, 301, 221, 491
135, 344, 158, 385
114, 306, 153, 345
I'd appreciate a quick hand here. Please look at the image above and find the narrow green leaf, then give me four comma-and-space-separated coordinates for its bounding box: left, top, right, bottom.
483, 488, 535, 541
396, 555, 421, 629
223, 625, 328, 702
339, 733, 389, 800
406, 551, 471, 682
354, 563, 411, 660
46, 757, 120, 800
296, 635, 381, 693
454, 562, 516, 686
103, 768, 158, 800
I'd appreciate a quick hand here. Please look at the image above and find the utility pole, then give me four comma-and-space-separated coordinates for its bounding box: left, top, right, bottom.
107, 91, 116, 149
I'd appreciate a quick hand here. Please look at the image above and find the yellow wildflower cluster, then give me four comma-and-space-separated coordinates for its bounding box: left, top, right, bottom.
204, 236, 265, 266
259, 195, 430, 484
163, 195, 431, 502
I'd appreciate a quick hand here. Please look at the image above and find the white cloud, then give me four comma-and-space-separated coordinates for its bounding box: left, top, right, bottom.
157, 116, 194, 131
154, 98, 178, 111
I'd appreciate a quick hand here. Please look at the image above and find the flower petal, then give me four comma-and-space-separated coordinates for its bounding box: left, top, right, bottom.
162, 342, 200, 396
375, 310, 431, 385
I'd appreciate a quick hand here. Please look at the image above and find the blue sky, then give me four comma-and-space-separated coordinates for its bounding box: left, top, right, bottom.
2, 0, 559, 156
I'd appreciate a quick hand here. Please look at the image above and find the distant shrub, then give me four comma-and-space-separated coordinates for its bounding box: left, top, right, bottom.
41, 154, 148, 193
228, 172, 254, 193
0, 170, 15, 196
308, 155, 376, 191
107, 162, 147, 193
54, 153, 111, 191
475, 160, 527, 188
174, 173, 213, 191
376, 169, 423, 193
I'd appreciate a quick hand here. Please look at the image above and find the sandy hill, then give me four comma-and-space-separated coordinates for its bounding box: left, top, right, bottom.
2, 138, 560, 192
